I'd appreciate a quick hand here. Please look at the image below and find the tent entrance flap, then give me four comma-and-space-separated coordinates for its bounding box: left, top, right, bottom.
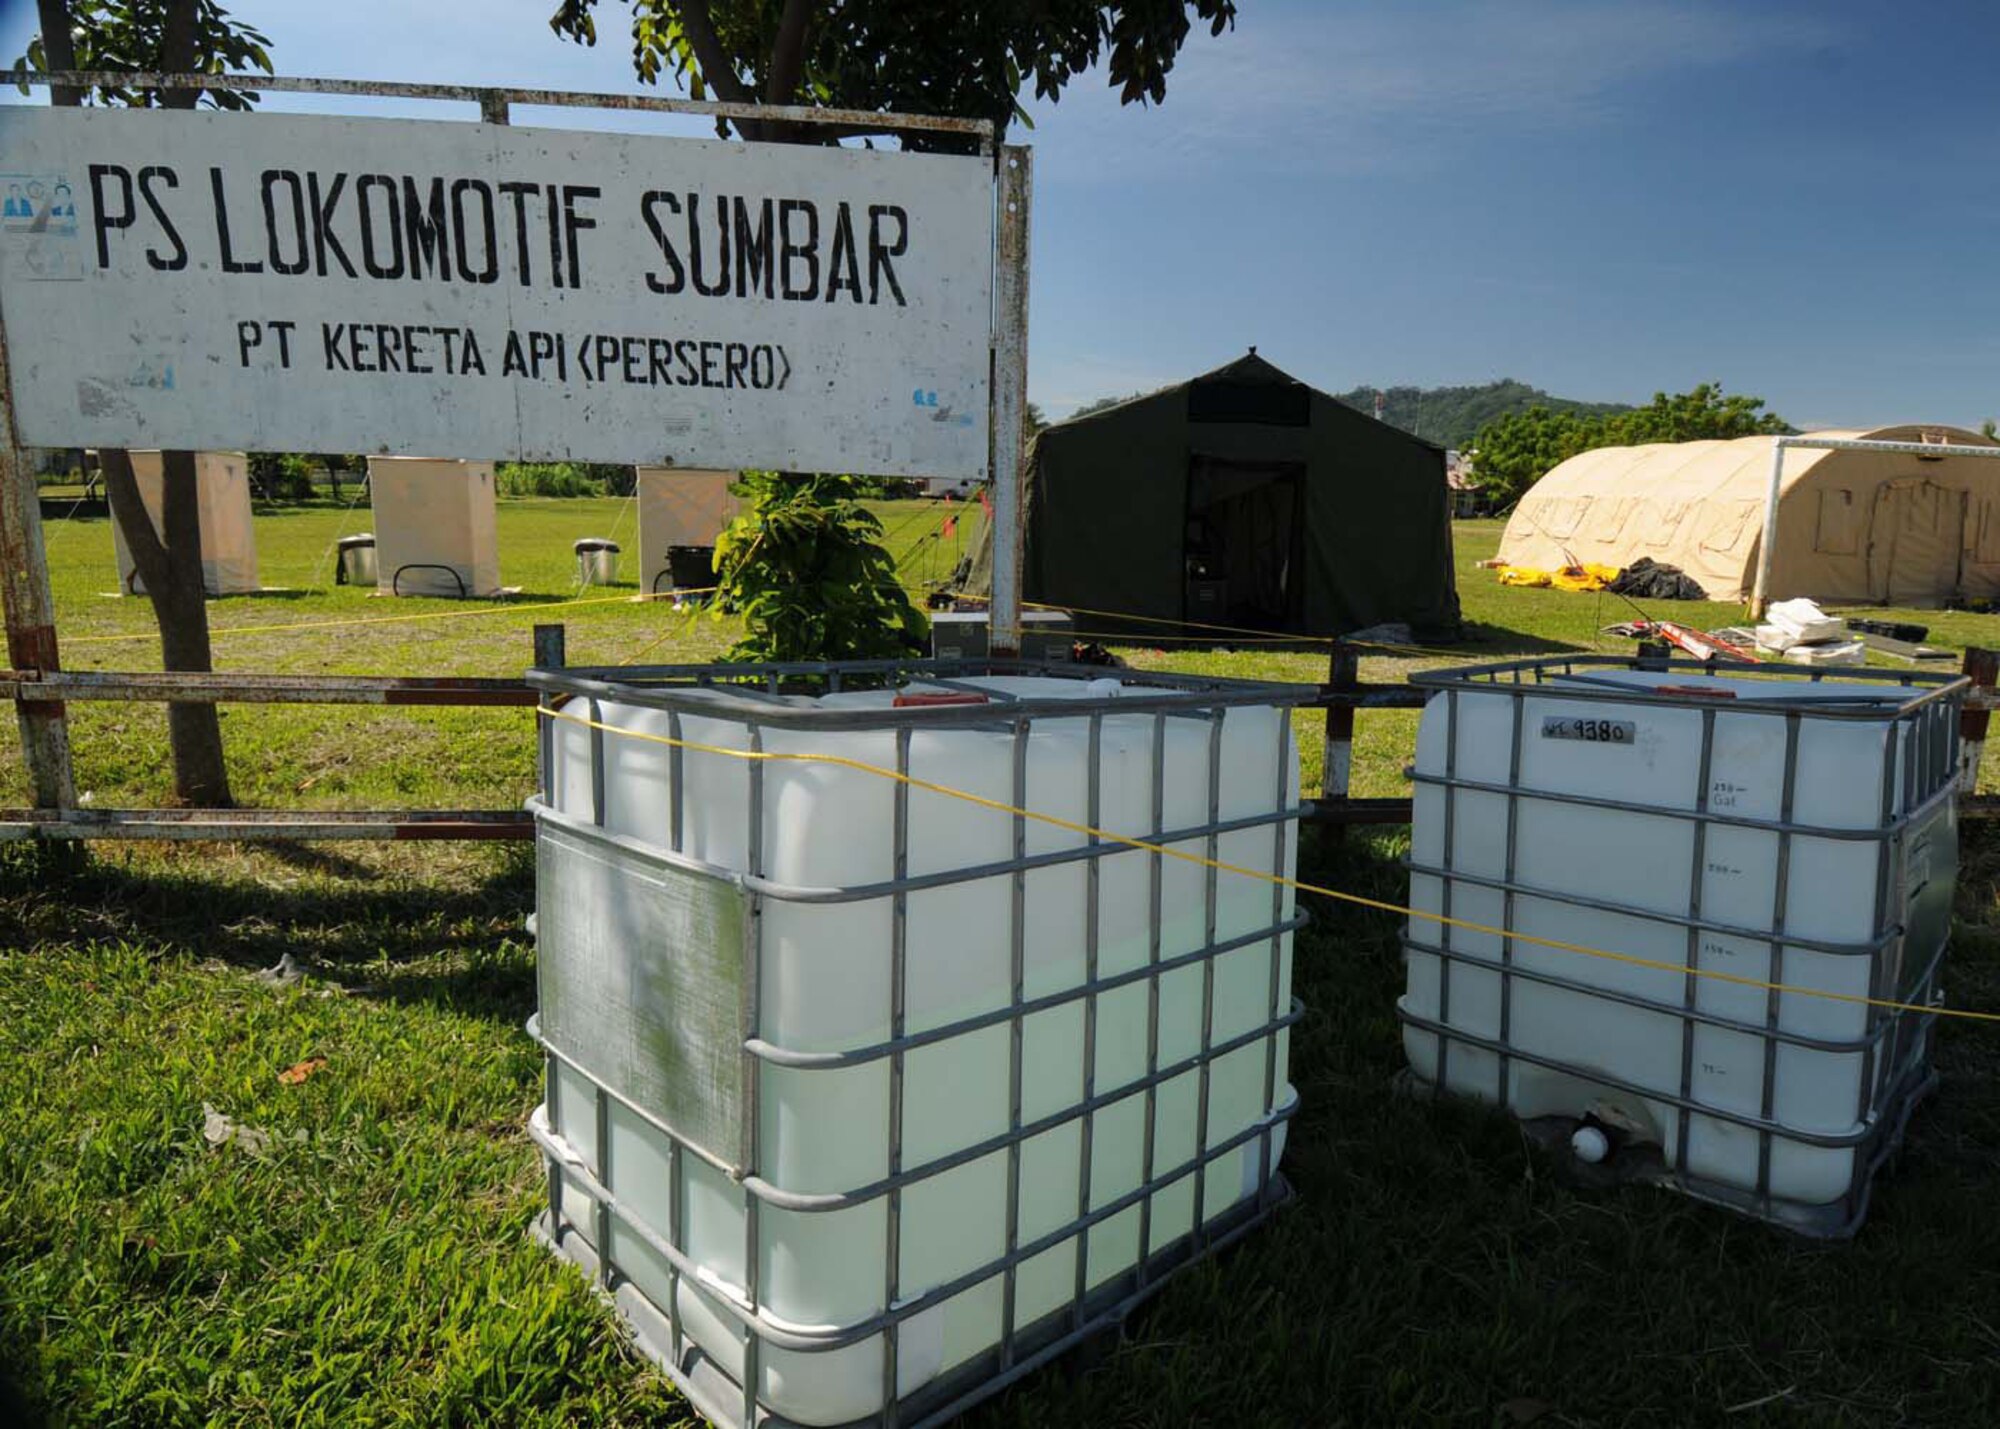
1185, 456, 1305, 630
1870, 479, 1967, 605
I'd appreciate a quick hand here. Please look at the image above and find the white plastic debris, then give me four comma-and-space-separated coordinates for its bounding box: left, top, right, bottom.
255, 953, 306, 987
1764, 598, 1846, 646
201, 1102, 304, 1155
1754, 624, 1800, 653
1782, 639, 1867, 667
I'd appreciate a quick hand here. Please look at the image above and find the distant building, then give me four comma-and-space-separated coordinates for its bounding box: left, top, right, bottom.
1445, 450, 1481, 517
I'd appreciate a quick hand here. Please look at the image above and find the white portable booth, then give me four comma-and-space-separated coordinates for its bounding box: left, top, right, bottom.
366, 457, 501, 598
110, 450, 261, 596
637, 467, 739, 593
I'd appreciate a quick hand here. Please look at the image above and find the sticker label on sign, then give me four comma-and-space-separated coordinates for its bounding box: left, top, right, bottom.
1540, 715, 1636, 745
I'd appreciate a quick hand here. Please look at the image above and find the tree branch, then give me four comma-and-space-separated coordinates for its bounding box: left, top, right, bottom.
763, 0, 812, 105
677, 0, 764, 138
35, 0, 79, 107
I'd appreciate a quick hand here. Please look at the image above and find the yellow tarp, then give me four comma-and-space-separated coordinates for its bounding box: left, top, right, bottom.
1494, 563, 1621, 592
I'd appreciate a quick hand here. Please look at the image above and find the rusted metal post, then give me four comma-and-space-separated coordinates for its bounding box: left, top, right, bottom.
1320, 640, 1359, 809
479, 91, 510, 126
0, 306, 74, 809
986, 145, 1032, 657
1958, 646, 1996, 796
532, 623, 564, 807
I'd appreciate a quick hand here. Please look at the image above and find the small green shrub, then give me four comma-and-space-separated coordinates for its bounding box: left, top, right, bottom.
713, 472, 928, 662
247, 452, 316, 501
496, 462, 601, 498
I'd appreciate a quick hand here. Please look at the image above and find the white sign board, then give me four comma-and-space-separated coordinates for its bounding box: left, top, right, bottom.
0, 107, 995, 477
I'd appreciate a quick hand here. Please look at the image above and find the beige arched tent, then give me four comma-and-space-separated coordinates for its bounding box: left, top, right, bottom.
1497, 425, 2000, 605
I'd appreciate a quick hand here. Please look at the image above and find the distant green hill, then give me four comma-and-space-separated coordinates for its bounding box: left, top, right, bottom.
1332, 380, 1632, 451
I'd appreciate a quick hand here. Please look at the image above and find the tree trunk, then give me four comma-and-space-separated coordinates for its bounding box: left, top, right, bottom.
678, 0, 767, 139
32, 0, 230, 804
101, 450, 233, 806
757, 0, 814, 142
35, 0, 80, 106
116, 0, 229, 805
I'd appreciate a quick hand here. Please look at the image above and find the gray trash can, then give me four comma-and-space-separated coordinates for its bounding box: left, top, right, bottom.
574, 537, 621, 587
336, 534, 377, 587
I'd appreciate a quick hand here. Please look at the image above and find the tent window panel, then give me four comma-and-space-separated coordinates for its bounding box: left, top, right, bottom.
1533, 496, 1590, 541
1583, 497, 1638, 543
1187, 381, 1310, 427
1697, 501, 1760, 556
1814, 488, 1862, 556
1974, 500, 2000, 564
1644, 503, 1688, 549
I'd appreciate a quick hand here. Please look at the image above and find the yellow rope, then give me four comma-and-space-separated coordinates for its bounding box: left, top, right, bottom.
1021, 600, 1469, 659
619, 591, 717, 665
1063, 626, 1328, 649
538, 704, 1998, 1026
65, 587, 699, 646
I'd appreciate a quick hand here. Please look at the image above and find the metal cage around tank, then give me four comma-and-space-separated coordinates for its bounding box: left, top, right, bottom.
523, 657, 1317, 1428
1398, 653, 1967, 1237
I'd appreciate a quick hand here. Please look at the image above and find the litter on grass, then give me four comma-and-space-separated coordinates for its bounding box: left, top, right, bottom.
201, 1103, 306, 1156
1605, 558, 1707, 601
1495, 558, 1706, 599
1768, 596, 1840, 644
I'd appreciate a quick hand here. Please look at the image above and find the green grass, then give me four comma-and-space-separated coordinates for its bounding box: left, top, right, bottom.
7, 493, 981, 811
6, 509, 2000, 1424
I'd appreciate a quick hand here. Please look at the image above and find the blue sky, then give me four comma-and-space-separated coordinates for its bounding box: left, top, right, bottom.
3, 0, 1997, 428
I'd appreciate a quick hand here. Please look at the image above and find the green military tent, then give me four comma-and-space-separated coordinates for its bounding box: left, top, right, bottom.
974, 352, 1459, 639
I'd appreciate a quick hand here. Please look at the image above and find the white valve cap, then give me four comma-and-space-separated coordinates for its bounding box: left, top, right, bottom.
1571, 1125, 1611, 1164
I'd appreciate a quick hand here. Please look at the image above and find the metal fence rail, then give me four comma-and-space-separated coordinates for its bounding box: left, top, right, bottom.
4, 633, 2000, 840
0, 625, 562, 842
1309, 639, 2000, 827
0, 670, 539, 706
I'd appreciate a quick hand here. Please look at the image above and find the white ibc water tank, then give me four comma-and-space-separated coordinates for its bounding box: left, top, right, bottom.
527, 663, 1309, 1427
1400, 657, 1965, 1236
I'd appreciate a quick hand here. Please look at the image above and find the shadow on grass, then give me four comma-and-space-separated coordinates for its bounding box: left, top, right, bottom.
0, 1350, 50, 1429
1446, 619, 1591, 657
0, 841, 537, 1027
207, 586, 317, 602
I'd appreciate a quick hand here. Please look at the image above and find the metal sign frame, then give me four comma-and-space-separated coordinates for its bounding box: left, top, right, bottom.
0, 74, 1030, 830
